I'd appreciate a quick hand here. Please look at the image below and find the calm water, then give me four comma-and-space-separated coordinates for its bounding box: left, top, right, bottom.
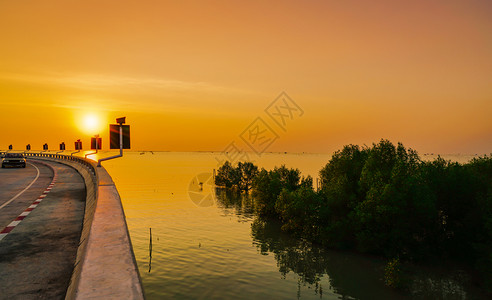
90, 151, 480, 299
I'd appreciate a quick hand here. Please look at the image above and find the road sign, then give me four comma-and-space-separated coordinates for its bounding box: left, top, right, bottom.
91, 137, 102, 150
109, 124, 130, 149
75, 140, 82, 150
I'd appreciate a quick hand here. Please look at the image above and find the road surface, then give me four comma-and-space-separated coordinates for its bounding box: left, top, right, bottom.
0, 159, 85, 299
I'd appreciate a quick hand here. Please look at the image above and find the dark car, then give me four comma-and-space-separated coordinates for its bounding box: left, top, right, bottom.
1, 153, 27, 168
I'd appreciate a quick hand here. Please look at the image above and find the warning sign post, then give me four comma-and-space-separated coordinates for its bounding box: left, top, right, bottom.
97, 117, 130, 167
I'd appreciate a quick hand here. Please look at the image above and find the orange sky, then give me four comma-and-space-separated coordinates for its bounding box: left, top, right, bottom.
1, 0, 491, 154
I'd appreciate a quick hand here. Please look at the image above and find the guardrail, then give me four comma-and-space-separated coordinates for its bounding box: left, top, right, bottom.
23, 152, 96, 173
1, 151, 96, 175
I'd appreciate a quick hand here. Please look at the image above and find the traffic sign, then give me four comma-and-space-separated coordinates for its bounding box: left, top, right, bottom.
110, 124, 130, 149
91, 137, 102, 150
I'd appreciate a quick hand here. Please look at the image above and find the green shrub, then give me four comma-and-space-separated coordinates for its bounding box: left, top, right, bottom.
215, 161, 258, 192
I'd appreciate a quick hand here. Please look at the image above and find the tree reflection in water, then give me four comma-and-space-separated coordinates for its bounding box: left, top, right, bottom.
215, 189, 256, 222
215, 188, 481, 299
251, 219, 408, 299
215, 188, 402, 299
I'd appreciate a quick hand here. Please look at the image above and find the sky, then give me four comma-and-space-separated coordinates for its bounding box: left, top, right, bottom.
1, 0, 491, 154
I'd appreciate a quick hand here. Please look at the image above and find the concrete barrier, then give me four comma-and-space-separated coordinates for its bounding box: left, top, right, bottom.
24, 153, 144, 300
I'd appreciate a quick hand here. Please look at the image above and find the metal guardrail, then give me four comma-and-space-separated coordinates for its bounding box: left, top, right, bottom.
1, 152, 94, 179
21, 152, 96, 177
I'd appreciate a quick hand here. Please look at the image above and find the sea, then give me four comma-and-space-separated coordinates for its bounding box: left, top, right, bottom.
87, 151, 481, 299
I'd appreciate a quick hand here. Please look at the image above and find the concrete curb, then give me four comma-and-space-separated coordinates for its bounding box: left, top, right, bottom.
27, 155, 144, 300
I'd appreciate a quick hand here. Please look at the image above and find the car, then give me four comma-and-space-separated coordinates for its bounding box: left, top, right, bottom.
1, 153, 27, 168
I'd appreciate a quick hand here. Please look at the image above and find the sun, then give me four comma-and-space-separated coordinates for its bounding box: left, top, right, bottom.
84, 114, 99, 132
76, 112, 105, 135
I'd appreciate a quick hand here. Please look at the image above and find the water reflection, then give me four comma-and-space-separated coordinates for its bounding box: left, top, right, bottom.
215, 187, 481, 300
149, 227, 152, 273
214, 187, 403, 299
215, 189, 256, 222
250, 219, 407, 299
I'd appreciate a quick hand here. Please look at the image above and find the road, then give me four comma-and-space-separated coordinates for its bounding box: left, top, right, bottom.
0, 159, 85, 299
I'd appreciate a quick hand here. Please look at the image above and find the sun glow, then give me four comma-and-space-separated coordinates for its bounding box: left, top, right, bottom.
76, 112, 106, 135
84, 114, 99, 131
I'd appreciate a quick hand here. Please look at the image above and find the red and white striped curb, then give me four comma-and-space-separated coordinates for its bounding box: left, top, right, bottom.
0, 165, 58, 242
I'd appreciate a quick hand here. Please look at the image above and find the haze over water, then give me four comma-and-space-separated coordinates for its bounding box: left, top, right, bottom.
99, 151, 478, 299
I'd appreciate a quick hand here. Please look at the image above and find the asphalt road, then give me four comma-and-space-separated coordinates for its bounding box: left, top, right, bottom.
0, 159, 85, 299
0, 161, 52, 230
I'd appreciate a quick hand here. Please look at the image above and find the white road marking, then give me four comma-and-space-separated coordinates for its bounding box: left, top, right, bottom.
0, 162, 40, 211
8, 220, 21, 227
